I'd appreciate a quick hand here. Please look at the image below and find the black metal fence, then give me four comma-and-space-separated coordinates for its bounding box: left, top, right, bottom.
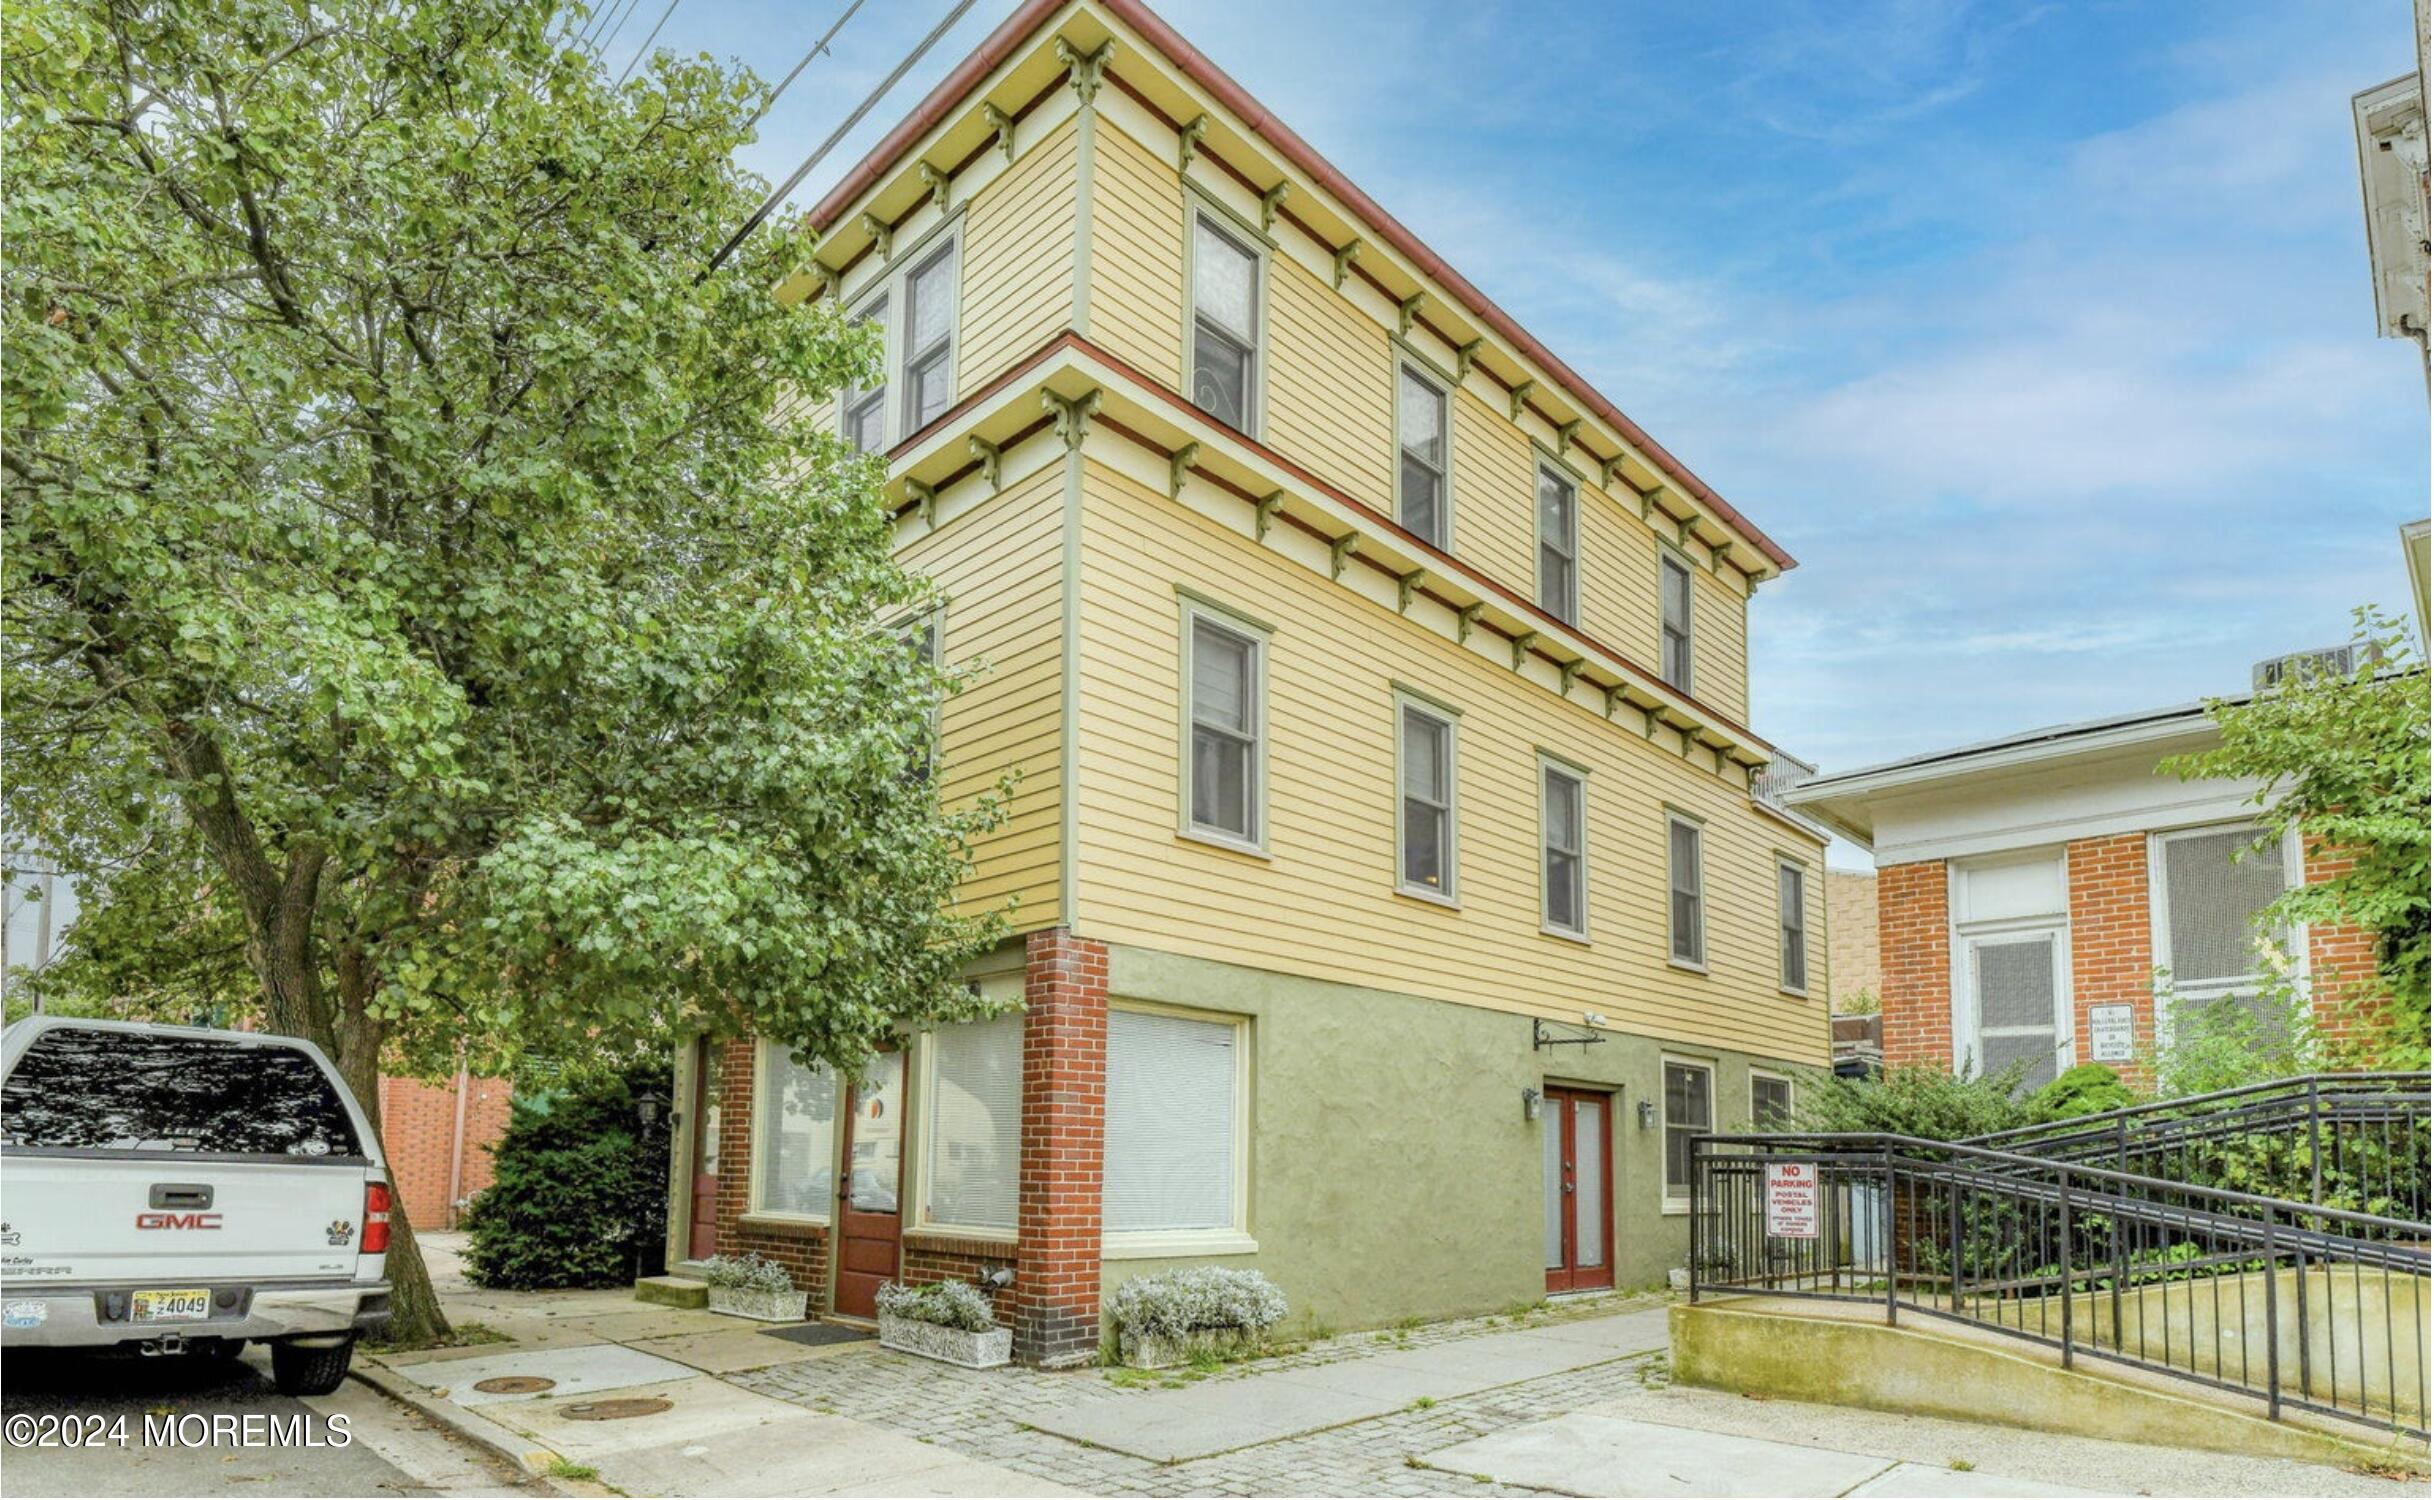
1690, 1131, 2431, 1439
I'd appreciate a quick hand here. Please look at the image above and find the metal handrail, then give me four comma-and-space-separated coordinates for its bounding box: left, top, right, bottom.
1968, 1072, 2429, 1149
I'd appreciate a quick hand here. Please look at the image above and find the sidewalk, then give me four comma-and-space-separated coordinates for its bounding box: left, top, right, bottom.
370, 1236, 2411, 1498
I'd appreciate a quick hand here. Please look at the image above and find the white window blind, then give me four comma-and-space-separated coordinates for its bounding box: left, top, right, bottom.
755, 1046, 837, 1217
1105, 1009, 1238, 1234
1668, 818, 1705, 965
924, 1014, 1021, 1231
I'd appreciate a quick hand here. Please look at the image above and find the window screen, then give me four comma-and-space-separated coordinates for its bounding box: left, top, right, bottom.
1663, 1061, 1711, 1198
1668, 819, 1704, 964
2161, 828, 2289, 985
925, 1014, 1020, 1230
1543, 766, 1585, 934
1104, 1010, 1239, 1234
755, 1047, 837, 1216
1779, 864, 1807, 992
2, 1028, 361, 1159
1188, 616, 1260, 842
1972, 935, 2060, 1090
1400, 705, 1455, 895
1398, 368, 1448, 547
1191, 218, 1258, 428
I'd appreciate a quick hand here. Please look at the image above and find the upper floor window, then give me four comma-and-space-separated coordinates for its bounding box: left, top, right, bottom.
1536, 466, 1578, 622
1541, 761, 1587, 939
1190, 214, 1261, 430
1778, 861, 1808, 994
844, 296, 889, 455
1667, 813, 1705, 968
900, 241, 958, 435
1183, 603, 1266, 850
1396, 366, 1449, 548
1660, 551, 1694, 691
1396, 698, 1458, 903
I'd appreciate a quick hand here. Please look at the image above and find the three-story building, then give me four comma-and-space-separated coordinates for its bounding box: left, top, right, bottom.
663, 0, 1827, 1365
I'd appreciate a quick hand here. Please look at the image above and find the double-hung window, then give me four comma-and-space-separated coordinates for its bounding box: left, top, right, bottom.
1659, 552, 1694, 691
1540, 760, 1587, 939
1396, 698, 1458, 902
1778, 861, 1808, 994
1182, 603, 1265, 849
922, 1014, 1020, 1233
1397, 365, 1449, 548
1537, 465, 1578, 622
2153, 824, 2295, 1042
1104, 1007, 1246, 1246
843, 297, 890, 455
1667, 814, 1705, 967
753, 1044, 837, 1219
1190, 214, 1260, 431
1661, 1058, 1712, 1211
900, 242, 957, 435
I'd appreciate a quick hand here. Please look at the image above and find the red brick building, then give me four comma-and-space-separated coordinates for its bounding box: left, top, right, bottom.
377, 1071, 513, 1232
1785, 688, 2376, 1087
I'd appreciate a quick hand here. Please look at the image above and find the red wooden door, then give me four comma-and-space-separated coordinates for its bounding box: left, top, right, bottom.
687, 1039, 724, 1262
833, 1050, 906, 1319
1543, 1088, 1614, 1294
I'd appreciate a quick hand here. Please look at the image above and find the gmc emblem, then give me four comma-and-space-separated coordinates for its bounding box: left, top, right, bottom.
135, 1212, 222, 1231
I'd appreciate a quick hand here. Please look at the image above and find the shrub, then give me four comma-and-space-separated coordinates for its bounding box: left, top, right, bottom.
2026, 1064, 2135, 1120
2147, 953, 2322, 1099
461, 1060, 671, 1290
1105, 1267, 1288, 1342
1788, 1062, 2037, 1140
701, 1253, 794, 1294
875, 1279, 997, 1331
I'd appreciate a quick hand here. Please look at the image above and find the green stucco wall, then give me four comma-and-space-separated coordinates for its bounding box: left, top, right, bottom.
1100, 943, 1821, 1335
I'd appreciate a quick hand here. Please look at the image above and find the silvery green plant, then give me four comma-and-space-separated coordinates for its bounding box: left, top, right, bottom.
1106, 1267, 1288, 1340
701, 1253, 794, 1294
876, 1279, 998, 1331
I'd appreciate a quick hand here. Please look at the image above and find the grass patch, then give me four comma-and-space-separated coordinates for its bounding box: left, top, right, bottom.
1408, 1396, 1436, 1411
364, 1319, 510, 1355
1948, 1459, 1975, 1473
544, 1459, 599, 1481
1101, 1366, 1159, 1390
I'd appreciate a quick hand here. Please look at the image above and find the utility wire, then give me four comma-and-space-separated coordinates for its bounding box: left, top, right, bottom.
574, 0, 630, 51
745, 0, 868, 137
705, 0, 981, 277
613, 0, 683, 86
592, 0, 649, 58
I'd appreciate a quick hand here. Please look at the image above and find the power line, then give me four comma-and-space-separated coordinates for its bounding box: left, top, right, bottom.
706, 0, 982, 277
746, 0, 868, 137
592, 0, 649, 58
613, 0, 683, 86
572, 0, 627, 50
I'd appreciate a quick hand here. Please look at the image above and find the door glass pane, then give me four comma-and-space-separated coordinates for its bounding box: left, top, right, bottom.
1572, 1099, 1604, 1267
1542, 1105, 1564, 1270
699, 1044, 722, 1176
846, 1051, 904, 1213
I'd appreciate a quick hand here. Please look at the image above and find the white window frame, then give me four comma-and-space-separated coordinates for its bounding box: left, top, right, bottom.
1749, 1067, 1795, 1132
1393, 691, 1461, 907
2147, 821, 2307, 1048
1658, 544, 1696, 693
1945, 854, 2074, 1084
913, 1016, 1022, 1243
1536, 461, 1580, 624
1393, 357, 1453, 549
897, 236, 961, 440
1101, 1001, 1257, 1259
833, 219, 963, 457
840, 292, 891, 457
1182, 198, 1268, 438
1777, 858, 1809, 997
1660, 1055, 1715, 1214
1176, 593, 1272, 857
1538, 754, 1589, 942
747, 1040, 836, 1225
1665, 811, 1707, 972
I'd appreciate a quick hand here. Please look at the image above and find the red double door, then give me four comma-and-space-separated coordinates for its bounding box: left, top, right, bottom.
1543, 1087, 1614, 1294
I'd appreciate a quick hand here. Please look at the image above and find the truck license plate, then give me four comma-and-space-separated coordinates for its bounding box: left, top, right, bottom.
131, 1289, 210, 1323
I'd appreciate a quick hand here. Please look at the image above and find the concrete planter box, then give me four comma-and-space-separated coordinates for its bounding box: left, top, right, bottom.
708, 1286, 808, 1322
1117, 1326, 1260, 1370
879, 1313, 1012, 1369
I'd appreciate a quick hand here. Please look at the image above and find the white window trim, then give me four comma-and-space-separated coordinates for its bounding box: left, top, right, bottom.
1748, 1067, 1795, 1131
1538, 753, 1590, 942
897, 236, 961, 441
1536, 460, 1580, 624
1943, 855, 2075, 1081
1181, 194, 1270, 440
2146, 821, 2308, 1049
1392, 690, 1462, 907
1665, 810, 1707, 973
1176, 593, 1272, 858
1101, 1000, 1257, 1258
840, 291, 891, 457
1777, 857, 1810, 998
911, 1021, 1021, 1244
834, 218, 964, 456
1657, 542, 1696, 695
1393, 356, 1454, 550
746, 1039, 834, 1226
1659, 1055, 1715, 1215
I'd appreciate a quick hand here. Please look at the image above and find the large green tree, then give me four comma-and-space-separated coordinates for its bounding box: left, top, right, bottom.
4, 0, 1003, 1340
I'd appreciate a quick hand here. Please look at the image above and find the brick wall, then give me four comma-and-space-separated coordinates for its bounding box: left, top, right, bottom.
1876, 860, 1952, 1069
2065, 834, 2154, 1084
902, 1231, 1021, 1326
2303, 842, 2383, 1050
709, 1037, 832, 1308
1825, 870, 1881, 1010
376, 1072, 512, 1231
1016, 927, 1108, 1367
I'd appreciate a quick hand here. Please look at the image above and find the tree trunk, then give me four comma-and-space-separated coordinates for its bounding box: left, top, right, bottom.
332, 946, 452, 1347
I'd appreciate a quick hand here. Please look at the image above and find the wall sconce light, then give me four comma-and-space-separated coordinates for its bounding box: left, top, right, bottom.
1637, 1099, 1658, 1130
1522, 1087, 1543, 1122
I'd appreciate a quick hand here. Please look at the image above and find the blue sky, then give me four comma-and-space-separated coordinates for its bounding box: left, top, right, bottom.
620, 0, 2426, 847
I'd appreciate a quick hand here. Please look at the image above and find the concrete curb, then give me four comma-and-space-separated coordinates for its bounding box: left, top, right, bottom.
352, 1357, 600, 1495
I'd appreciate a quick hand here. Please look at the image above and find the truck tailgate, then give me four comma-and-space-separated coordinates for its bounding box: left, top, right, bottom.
2, 1156, 368, 1285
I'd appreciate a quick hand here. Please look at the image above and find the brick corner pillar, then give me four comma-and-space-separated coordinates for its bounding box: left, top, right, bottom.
1877, 860, 1952, 1070
1015, 928, 1108, 1368
2302, 841, 2385, 1050
2065, 834, 2155, 1086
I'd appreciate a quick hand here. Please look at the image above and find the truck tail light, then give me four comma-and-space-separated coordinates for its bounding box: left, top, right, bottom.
363, 1181, 392, 1254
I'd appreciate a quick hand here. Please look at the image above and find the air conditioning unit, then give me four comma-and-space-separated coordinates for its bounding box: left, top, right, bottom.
2251, 643, 2376, 691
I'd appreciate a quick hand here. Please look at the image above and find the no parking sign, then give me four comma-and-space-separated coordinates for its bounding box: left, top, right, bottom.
1764, 1161, 1819, 1239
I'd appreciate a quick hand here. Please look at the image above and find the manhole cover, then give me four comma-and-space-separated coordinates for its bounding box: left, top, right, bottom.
472, 1376, 557, 1395
559, 1398, 674, 1421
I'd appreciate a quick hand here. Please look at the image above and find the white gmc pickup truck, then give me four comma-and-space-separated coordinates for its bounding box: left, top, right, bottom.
0, 1017, 393, 1394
